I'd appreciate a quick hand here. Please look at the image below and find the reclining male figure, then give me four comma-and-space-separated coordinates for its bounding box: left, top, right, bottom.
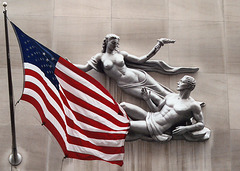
120, 75, 205, 141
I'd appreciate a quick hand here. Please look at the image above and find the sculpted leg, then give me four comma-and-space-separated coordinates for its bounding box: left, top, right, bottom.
129, 120, 172, 141
130, 121, 149, 135
125, 120, 151, 141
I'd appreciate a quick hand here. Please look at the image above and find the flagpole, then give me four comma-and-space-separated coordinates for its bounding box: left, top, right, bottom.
3, 2, 22, 166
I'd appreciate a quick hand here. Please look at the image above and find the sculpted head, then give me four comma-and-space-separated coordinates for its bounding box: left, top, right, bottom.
102, 34, 120, 53
177, 75, 196, 91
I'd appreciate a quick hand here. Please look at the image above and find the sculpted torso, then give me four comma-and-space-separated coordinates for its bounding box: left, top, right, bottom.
101, 52, 146, 85
152, 94, 194, 132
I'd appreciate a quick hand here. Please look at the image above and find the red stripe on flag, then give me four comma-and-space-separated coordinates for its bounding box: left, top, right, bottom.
24, 78, 127, 140
21, 95, 124, 166
59, 91, 128, 132
21, 94, 67, 154
24, 81, 66, 130
55, 67, 119, 113
60, 88, 128, 128
64, 112, 127, 140
25, 69, 65, 112
66, 151, 124, 166
25, 69, 126, 131
22, 65, 128, 165
67, 135, 124, 154
58, 57, 114, 100
22, 82, 125, 155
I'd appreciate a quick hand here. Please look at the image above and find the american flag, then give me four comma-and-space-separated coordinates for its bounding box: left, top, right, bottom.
11, 22, 130, 166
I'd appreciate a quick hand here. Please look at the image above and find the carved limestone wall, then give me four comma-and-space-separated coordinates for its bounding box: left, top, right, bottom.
0, 0, 239, 171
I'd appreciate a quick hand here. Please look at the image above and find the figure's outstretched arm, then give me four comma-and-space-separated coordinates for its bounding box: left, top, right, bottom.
64, 57, 93, 72
75, 63, 93, 72
141, 87, 166, 112
74, 53, 102, 72
121, 38, 175, 64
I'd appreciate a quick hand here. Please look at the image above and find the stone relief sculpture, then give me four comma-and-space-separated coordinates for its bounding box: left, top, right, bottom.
75, 34, 199, 105
120, 75, 210, 142
75, 34, 210, 142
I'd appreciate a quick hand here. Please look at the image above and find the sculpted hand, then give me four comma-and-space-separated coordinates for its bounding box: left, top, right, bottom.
158, 38, 175, 46
141, 87, 151, 101
172, 126, 188, 135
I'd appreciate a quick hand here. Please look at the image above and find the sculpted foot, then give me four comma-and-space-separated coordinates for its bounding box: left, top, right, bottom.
155, 134, 172, 142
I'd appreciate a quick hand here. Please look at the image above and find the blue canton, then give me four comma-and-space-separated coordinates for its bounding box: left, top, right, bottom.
11, 22, 60, 90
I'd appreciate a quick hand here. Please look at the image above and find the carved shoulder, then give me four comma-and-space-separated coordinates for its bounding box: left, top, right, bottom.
191, 100, 201, 113
93, 53, 103, 60
119, 51, 129, 57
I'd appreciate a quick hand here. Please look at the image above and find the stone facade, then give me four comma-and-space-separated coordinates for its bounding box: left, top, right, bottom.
0, 0, 239, 170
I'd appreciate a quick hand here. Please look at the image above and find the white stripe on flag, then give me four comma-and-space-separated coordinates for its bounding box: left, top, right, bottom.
23, 87, 125, 161
24, 68, 127, 134
23, 63, 127, 145
56, 62, 114, 104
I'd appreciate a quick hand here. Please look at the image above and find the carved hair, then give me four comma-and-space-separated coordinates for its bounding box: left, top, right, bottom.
183, 75, 196, 91
102, 34, 120, 53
